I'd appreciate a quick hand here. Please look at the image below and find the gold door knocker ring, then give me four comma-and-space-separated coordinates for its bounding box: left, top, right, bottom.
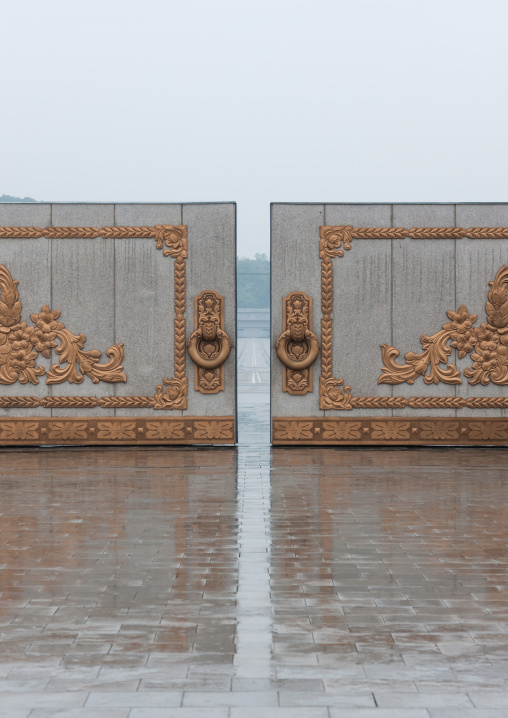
188, 322, 232, 369
276, 292, 319, 394
188, 290, 232, 394
276, 323, 320, 370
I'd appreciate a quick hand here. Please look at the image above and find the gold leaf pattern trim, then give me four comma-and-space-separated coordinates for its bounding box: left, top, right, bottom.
0, 417, 234, 444
272, 418, 508, 444
0, 225, 188, 257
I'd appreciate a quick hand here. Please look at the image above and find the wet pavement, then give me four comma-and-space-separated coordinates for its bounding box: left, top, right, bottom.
0, 339, 508, 716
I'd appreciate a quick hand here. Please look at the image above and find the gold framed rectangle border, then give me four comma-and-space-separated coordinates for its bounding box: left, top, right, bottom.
0, 225, 189, 412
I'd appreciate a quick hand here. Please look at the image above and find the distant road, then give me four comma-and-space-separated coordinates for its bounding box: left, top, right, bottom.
237, 338, 270, 388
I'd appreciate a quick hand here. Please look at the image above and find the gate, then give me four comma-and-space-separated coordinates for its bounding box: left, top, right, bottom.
271, 203, 508, 445
0, 203, 236, 445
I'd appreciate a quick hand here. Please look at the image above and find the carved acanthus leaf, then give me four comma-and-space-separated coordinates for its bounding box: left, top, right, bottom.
379, 330, 462, 385
46, 330, 126, 384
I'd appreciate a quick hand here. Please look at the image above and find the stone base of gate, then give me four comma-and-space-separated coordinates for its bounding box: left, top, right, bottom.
0, 417, 235, 446
272, 416, 508, 446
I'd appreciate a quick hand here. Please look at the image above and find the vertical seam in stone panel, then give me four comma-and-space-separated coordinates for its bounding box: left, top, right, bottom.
454, 204, 457, 416
233, 203, 238, 441
324, 204, 333, 418
49, 204, 53, 413
270, 204, 273, 440
113, 204, 117, 417
390, 205, 394, 416
321, 205, 325, 417
180, 204, 184, 418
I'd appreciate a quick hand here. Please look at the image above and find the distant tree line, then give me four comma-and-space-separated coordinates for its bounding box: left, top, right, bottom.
0, 194, 37, 202
237, 253, 269, 308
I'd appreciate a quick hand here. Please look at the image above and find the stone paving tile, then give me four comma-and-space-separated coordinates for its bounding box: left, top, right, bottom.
85, 691, 182, 707
469, 692, 508, 707
278, 690, 376, 707
182, 690, 278, 706
230, 710, 329, 718
330, 711, 430, 718
429, 711, 508, 717
130, 710, 228, 718
374, 691, 474, 708
30, 711, 129, 718
0, 691, 88, 710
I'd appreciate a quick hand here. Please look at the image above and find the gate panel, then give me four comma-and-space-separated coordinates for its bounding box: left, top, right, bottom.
271, 203, 508, 445
0, 202, 236, 445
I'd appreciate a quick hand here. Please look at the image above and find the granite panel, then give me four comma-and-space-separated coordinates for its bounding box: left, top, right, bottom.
271, 204, 324, 419
393, 203, 455, 228
456, 203, 508, 228
391, 205, 456, 417
0, 203, 237, 437
325, 204, 391, 229
325, 205, 392, 417
50, 205, 116, 416
183, 204, 236, 420
456, 238, 508, 417
51, 203, 115, 229
0, 238, 52, 417
0, 203, 51, 228
114, 205, 181, 417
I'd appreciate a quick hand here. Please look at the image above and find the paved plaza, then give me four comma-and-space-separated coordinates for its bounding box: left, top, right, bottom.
1, 339, 508, 716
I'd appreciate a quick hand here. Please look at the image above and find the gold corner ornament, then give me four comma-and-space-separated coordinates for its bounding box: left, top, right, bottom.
379, 265, 508, 386
276, 292, 319, 395
187, 290, 231, 394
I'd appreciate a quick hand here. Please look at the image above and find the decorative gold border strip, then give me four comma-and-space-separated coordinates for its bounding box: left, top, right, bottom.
320, 226, 508, 250
0, 225, 188, 410
0, 225, 187, 252
319, 225, 508, 411
0, 416, 234, 445
273, 417, 508, 445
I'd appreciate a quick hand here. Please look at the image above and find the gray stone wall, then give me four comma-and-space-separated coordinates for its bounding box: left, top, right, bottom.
271, 203, 508, 419
0, 203, 236, 420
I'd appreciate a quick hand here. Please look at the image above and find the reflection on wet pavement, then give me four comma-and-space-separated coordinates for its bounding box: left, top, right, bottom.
238, 338, 270, 447
0, 339, 508, 716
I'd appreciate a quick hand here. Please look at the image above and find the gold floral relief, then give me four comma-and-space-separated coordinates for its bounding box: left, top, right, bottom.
379, 265, 508, 386
0, 265, 126, 386
194, 420, 235, 440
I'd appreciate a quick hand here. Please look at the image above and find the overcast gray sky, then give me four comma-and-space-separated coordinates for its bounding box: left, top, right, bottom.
1, 0, 507, 256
